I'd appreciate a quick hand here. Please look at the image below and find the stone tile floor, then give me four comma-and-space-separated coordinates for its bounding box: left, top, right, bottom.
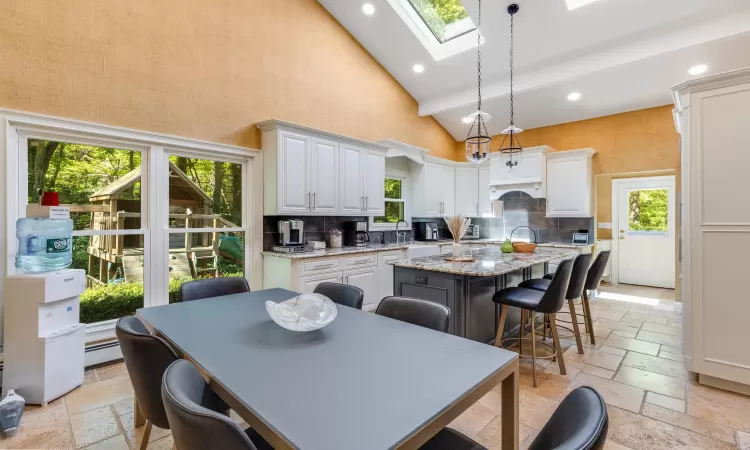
3, 283, 750, 449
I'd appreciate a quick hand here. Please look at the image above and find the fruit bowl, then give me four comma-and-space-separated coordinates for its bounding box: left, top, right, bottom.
265, 294, 337, 332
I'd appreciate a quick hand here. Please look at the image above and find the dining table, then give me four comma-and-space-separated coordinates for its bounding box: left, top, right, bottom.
136, 288, 520, 450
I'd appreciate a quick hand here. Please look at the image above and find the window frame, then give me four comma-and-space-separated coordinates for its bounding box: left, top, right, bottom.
0, 108, 260, 346
369, 169, 411, 231
404, 0, 476, 44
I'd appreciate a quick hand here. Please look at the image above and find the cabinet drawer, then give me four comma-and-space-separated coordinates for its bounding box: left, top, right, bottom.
342, 254, 376, 268
300, 258, 341, 275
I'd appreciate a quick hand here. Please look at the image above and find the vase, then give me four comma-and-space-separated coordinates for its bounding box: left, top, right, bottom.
451, 242, 464, 257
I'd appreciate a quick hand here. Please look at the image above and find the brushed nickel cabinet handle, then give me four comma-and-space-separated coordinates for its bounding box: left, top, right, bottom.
312, 192, 316, 210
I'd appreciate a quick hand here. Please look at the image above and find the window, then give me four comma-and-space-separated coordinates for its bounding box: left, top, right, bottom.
628, 189, 668, 232
405, 0, 475, 43
371, 171, 410, 229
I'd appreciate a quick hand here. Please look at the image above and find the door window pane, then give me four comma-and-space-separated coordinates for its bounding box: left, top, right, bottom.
74, 236, 145, 324
167, 156, 243, 229
27, 140, 142, 230
628, 189, 668, 232
168, 231, 245, 302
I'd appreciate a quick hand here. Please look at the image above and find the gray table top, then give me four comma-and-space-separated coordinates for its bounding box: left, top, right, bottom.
138, 288, 517, 450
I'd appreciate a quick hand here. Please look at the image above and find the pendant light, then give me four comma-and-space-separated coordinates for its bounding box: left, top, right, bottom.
465, 0, 491, 165
498, 3, 524, 168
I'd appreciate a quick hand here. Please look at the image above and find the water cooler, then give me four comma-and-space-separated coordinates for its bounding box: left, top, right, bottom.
3, 269, 86, 405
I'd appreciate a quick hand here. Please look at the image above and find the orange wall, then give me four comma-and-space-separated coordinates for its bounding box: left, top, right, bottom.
0, 0, 456, 158
456, 105, 680, 173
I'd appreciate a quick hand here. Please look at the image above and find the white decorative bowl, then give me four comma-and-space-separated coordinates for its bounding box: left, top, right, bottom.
265, 294, 337, 332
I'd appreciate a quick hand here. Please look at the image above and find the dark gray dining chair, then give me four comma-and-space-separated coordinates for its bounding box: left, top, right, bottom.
162, 360, 272, 450
376, 296, 450, 333
313, 282, 364, 309
520, 253, 593, 354
179, 276, 250, 302
527, 386, 608, 450
493, 258, 574, 387
116, 316, 179, 450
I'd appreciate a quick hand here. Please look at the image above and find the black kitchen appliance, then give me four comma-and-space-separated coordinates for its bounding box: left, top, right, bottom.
415, 222, 440, 241
344, 221, 370, 247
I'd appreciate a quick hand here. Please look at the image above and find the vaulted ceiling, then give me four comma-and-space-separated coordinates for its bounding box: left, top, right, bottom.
318, 0, 750, 140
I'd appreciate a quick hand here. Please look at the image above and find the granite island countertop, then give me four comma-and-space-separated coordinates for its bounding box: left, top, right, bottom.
388, 247, 577, 277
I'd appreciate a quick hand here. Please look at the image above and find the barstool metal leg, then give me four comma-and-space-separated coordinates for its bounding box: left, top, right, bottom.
568, 299, 584, 354
495, 305, 509, 347
582, 290, 596, 345
519, 309, 527, 356
529, 310, 537, 388
548, 313, 567, 375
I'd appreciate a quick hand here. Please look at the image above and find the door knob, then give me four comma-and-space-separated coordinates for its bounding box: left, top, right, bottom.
619, 236, 626, 240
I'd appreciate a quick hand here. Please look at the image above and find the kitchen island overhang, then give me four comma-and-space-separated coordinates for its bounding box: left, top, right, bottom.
388, 248, 577, 344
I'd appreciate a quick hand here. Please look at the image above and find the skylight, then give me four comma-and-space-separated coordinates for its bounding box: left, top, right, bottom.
566, 0, 601, 10
405, 0, 476, 43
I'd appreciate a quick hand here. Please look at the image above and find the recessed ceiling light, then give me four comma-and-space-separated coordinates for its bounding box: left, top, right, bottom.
689, 64, 708, 75
567, 92, 582, 101
413, 64, 425, 74
362, 3, 375, 15
566, 0, 600, 10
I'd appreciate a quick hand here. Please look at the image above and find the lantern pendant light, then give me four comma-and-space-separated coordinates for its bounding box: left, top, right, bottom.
498, 3, 524, 168
465, 0, 491, 165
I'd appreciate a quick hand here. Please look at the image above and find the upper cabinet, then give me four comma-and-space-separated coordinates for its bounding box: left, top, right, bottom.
455, 166, 479, 217
259, 120, 388, 216
489, 146, 549, 199
545, 149, 596, 218
478, 165, 492, 216
411, 160, 455, 217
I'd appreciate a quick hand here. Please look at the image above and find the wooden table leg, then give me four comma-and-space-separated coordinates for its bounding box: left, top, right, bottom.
501, 358, 520, 450
134, 397, 146, 427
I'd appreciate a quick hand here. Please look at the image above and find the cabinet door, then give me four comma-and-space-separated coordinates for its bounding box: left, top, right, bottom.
478, 165, 492, 216
300, 272, 344, 294
311, 138, 339, 214
344, 268, 378, 311
377, 250, 405, 309
339, 144, 364, 214
546, 156, 589, 217
441, 165, 456, 216
454, 167, 478, 217
363, 150, 385, 215
422, 164, 442, 216
278, 131, 311, 214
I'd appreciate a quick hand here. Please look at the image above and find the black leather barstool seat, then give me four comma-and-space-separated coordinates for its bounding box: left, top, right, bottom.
518, 278, 551, 291
492, 287, 545, 310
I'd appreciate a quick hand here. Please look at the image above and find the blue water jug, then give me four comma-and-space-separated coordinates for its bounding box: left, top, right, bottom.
15, 217, 74, 273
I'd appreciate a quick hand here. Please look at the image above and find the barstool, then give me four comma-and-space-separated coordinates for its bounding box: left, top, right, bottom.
493, 258, 573, 387
543, 250, 611, 345
520, 253, 592, 354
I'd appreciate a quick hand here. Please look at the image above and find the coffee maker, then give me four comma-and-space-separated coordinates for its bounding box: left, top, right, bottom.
278, 219, 304, 246
344, 221, 370, 247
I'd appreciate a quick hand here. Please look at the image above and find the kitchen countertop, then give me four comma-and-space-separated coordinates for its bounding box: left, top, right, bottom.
388, 247, 577, 277
261, 239, 592, 259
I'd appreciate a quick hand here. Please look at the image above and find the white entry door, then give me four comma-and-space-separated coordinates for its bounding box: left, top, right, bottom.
615, 176, 676, 288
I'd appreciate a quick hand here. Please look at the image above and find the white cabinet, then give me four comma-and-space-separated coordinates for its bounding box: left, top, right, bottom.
546, 149, 596, 218
455, 166, 479, 217
300, 272, 343, 294
259, 120, 388, 216
340, 144, 364, 214
311, 138, 339, 214
412, 161, 455, 217
363, 150, 385, 215
489, 146, 549, 199
278, 131, 312, 214
478, 165, 492, 216
377, 250, 406, 308
344, 268, 378, 311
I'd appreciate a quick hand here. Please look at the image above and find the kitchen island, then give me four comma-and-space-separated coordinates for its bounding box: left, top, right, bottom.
389, 247, 576, 344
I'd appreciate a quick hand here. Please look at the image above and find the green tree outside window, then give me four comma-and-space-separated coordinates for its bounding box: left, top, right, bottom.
628, 189, 668, 232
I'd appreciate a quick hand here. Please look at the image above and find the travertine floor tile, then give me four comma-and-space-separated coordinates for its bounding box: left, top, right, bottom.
146, 435, 174, 450
621, 352, 686, 379
475, 416, 535, 450
658, 350, 683, 362
21, 399, 69, 428
95, 362, 129, 382
563, 347, 623, 371
635, 330, 681, 347
111, 397, 134, 418
641, 322, 681, 336
687, 382, 750, 432
604, 440, 636, 450
569, 373, 645, 413
594, 318, 641, 334
603, 335, 660, 356
69, 406, 120, 448
737, 430, 750, 450
82, 370, 99, 387
614, 366, 686, 400
660, 344, 682, 354
623, 311, 669, 325
582, 364, 615, 379
65, 375, 133, 416
646, 392, 685, 413
607, 405, 736, 449
611, 330, 637, 339
448, 402, 497, 439
83, 433, 129, 450
518, 391, 558, 430
121, 412, 171, 449
641, 403, 737, 445
0, 423, 74, 449
600, 345, 627, 356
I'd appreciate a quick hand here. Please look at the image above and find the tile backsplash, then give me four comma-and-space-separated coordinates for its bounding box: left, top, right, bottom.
263, 216, 414, 250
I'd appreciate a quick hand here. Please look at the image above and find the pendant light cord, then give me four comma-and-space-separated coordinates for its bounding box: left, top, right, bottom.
509, 10, 515, 127
477, 0, 482, 115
